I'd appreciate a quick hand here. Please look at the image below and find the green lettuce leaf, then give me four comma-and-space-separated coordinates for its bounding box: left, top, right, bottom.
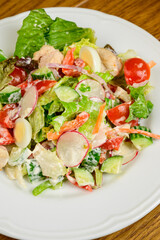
0, 58, 16, 90
54, 76, 78, 89
118, 49, 137, 62
0, 49, 7, 62
126, 95, 153, 122
63, 38, 97, 57
28, 106, 45, 141
14, 9, 53, 58
96, 71, 114, 83
48, 17, 96, 51
38, 86, 57, 106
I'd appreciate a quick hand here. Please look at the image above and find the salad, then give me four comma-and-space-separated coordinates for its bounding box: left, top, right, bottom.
0, 9, 159, 196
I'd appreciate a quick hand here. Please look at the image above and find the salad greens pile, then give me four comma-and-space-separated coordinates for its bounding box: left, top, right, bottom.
0, 8, 158, 196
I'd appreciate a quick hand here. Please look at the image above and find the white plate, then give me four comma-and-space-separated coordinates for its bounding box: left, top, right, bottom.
0, 7, 160, 240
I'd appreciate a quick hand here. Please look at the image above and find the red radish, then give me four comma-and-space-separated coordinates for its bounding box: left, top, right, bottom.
113, 141, 138, 165
90, 97, 104, 103
57, 130, 89, 167
75, 79, 105, 100
19, 86, 38, 118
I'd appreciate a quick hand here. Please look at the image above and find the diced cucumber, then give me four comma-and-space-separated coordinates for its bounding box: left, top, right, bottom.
0, 85, 21, 104
8, 147, 31, 166
55, 86, 80, 102
73, 168, 94, 186
95, 167, 103, 187
130, 126, 153, 150
31, 67, 55, 80
101, 155, 123, 174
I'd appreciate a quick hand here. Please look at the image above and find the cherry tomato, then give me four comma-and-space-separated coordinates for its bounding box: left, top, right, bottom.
9, 67, 28, 86
106, 102, 138, 127
100, 137, 123, 151
124, 58, 150, 86
0, 104, 17, 128
0, 127, 15, 145
17, 80, 56, 96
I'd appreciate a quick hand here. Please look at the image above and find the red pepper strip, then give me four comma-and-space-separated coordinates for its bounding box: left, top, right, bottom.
0, 126, 15, 145
17, 80, 56, 96
100, 137, 124, 151
0, 104, 17, 128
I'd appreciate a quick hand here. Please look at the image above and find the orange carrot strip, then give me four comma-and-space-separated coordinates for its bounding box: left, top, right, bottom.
93, 102, 106, 134
148, 60, 156, 69
47, 112, 90, 141
118, 128, 160, 139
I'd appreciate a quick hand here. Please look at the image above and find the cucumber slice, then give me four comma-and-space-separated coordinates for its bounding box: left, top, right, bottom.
55, 86, 80, 102
0, 85, 21, 104
95, 167, 103, 187
101, 155, 123, 174
130, 126, 153, 150
73, 168, 94, 186
31, 67, 55, 80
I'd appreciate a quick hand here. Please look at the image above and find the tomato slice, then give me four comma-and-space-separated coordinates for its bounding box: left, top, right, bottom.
17, 80, 56, 96
0, 126, 15, 145
124, 58, 150, 86
9, 67, 28, 86
0, 104, 17, 128
100, 137, 123, 151
106, 102, 138, 127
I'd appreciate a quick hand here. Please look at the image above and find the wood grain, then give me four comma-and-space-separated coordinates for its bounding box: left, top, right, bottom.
0, 0, 160, 239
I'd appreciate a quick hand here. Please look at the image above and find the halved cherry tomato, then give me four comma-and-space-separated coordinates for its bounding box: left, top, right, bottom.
106, 102, 138, 127
124, 58, 150, 86
100, 137, 123, 151
9, 67, 27, 86
0, 104, 17, 128
0, 126, 15, 145
17, 80, 56, 96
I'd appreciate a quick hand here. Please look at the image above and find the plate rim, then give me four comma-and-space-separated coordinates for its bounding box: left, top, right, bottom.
0, 7, 160, 240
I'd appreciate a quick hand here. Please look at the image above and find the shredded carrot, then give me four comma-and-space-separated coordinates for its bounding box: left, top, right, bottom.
148, 60, 156, 69
92, 102, 106, 134
118, 128, 160, 139
47, 112, 90, 141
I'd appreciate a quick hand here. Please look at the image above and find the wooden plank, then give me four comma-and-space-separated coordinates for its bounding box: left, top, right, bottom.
80, 0, 160, 39
0, 0, 87, 20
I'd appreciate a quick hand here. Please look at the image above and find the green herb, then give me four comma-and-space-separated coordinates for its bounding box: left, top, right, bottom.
79, 83, 91, 92
25, 159, 45, 182
81, 148, 101, 172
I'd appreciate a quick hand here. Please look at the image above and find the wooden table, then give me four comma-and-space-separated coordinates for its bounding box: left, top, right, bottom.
0, 0, 160, 239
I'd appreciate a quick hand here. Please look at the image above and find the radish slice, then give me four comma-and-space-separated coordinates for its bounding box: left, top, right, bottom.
0, 146, 9, 169
19, 86, 38, 118
90, 97, 104, 103
75, 79, 105, 100
14, 118, 32, 148
57, 130, 89, 167
113, 141, 138, 165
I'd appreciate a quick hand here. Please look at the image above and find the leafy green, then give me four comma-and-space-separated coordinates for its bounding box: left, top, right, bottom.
81, 148, 101, 172
14, 9, 53, 58
8, 147, 31, 166
38, 86, 57, 106
48, 99, 64, 115
0, 58, 16, 90
78, 74, 88, 82
129, 84, 153, 99
78, 83, 91, 92
0, 49, 7, 62
118, 49, 137, 62
32, 180, 63, 196
126, 95, 153, 122
28, 106, 45, 141
48, 17, 96, 51
25, 159, 45, 182
54, 76, 78, 89
95, 71, 114, 83
63, 38, 97, 57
